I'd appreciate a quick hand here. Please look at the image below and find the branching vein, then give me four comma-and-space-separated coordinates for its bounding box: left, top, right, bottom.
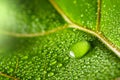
0, 0, 120, 58
0, 0, 119, 79
49, 0, 120, 58
49, 0, 73, 24
0, 72, 18, 80
0, 24, 68, 37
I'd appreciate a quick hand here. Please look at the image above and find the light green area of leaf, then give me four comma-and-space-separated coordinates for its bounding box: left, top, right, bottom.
0, 0, 120, 80
54, 0, 97, 30
0, 0, 65, 33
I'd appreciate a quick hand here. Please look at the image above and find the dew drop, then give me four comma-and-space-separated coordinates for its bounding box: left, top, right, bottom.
8, 68, 14, 73
48, 72, 54, 77
113, 5, 116, 8
43, 70, 47, 74
47, 67, 51, 71
22, 56, 28, 60
57, 63, 63, 68
82, 21, 85, 24
64, 57, 69, 60
50, 60, 57, 66
80, 14, 84, 18
103, 5, 106, 8
73, 0, 77, 4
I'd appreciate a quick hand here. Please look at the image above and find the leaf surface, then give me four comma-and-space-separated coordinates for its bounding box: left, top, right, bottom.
0, 0, 120, 80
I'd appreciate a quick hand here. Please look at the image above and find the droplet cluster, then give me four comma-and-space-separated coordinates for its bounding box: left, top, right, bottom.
0, 0, 120, 79
100, 0, 120, 49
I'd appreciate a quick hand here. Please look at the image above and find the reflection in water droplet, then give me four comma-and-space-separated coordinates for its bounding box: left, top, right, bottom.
70, 51, 75, 57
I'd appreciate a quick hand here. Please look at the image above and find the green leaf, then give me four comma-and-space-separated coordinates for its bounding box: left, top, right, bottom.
0, 0, 120, 80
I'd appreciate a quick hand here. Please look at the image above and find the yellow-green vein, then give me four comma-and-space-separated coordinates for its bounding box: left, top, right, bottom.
0, 24, 68, 37
96, 0, 101, 32
0, 72, 18, 80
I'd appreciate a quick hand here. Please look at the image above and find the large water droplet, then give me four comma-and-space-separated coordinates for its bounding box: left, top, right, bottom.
70, 41, 91, 58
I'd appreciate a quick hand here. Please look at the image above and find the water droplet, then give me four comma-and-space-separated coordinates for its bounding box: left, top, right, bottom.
47, 67, 51, 71
87, 21, 90, 25
73, 0, 77, 4
43, 71, 47, 74
70, 41, 91, 58
74, 76, 79, 79
22, 56, 28, 60
82, 21, 85, 24
64, 57, 69, 60
80, 14, 84, 18
57, 63, 63, 68
50, 60, 57, 66
73, 28, 77, 31
103, 5, 106, 8
48, 72, 54, 77
8, 68, 14, 73
53, 54, 57, 58
85, 9, 88, 12
113, 5, 116, 8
